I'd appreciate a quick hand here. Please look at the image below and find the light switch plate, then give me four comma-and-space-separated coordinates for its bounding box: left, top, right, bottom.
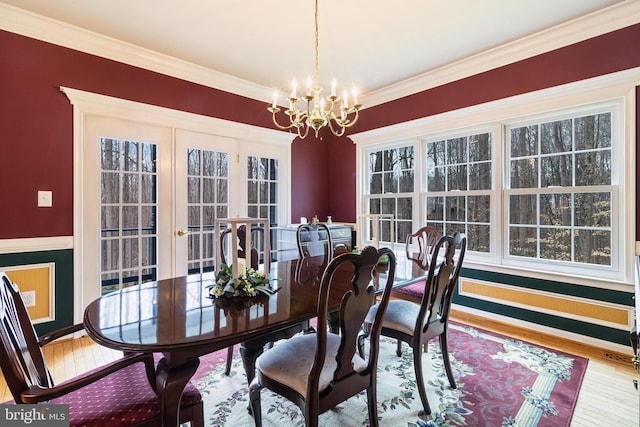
21, 290, 36, 307
38, 190, 52, 207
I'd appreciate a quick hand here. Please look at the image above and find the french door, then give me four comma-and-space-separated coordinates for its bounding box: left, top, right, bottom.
175, 129, 240, 277
77, 113, 290, 318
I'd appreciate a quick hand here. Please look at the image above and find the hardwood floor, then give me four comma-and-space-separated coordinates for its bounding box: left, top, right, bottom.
1, 313, 638, 426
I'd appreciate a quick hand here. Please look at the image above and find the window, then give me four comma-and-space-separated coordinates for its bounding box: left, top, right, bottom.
424, 132, 492, 252
365, 146, 414, 243
356, 82, 630, 284
506, 110, 612, 266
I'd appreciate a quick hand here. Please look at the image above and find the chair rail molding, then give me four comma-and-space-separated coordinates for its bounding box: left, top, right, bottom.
0, 237, 73, 254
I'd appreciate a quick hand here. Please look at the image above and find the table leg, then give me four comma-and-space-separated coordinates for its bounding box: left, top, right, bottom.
239, 343, 263, 385
156, 357, 200, 426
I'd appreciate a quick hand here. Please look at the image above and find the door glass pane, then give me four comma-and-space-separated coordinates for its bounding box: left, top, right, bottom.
247, 156, 278, 225
187, 148, 229, 274
100, 138, 158, 294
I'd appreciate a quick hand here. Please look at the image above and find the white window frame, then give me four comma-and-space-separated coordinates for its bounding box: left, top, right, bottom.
421, 126, 496, 255
352, 69, 637, 289
356, 140, 421, 248
502, 103, 621, 280
360, 139, 420, 248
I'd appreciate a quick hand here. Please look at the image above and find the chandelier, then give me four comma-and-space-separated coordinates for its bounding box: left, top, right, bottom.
267, 0, 362, 139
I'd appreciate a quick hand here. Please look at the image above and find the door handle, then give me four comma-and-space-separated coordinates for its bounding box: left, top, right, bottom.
177, 229, 190, 237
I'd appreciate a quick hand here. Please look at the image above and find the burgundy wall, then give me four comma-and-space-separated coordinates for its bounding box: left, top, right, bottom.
0, 30, 288, 239
1, 23, 639, 240
327, 134, 357, 223
288, 130, 355, 225
289, 135, 331, 224
351, 23, 640, 134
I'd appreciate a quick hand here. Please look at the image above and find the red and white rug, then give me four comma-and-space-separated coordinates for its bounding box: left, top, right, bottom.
191, 322, 587, 426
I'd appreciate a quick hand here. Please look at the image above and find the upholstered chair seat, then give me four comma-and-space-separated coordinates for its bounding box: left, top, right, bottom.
256, 333, 367, 396
364, 299, 431, 336
391, 279, 426, 300
48, 360, 202, 427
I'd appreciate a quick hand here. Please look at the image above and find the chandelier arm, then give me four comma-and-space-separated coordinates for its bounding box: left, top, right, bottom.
342, 108, 360, 128
326, 117, 346, 137
269, 108, 296, 131
298, 123, 310, 139
328, 111, 347, 127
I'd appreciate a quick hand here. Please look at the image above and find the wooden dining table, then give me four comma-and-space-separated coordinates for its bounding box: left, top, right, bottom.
83, 251, 429, 426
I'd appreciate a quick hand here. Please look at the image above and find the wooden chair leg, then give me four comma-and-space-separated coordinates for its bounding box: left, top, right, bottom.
413, 343, 431, 415
225, 346, 234, 375
249, 383, 262, 427
366, 384, 379, 427
396, 339, 403, 357
439, 333, 457, 389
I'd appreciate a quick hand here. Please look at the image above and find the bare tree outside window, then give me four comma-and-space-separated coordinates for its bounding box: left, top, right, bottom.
366, 146, 414, 244
425, 132, 492, 252
100, 138, 158, 294
507, 112, 612, 265
187, 148, 229, 274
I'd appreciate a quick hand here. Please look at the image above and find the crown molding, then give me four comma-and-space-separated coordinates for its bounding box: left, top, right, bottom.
0, 2, 274, 103
365, 1, 640, 107
1, 2, 638, 108
60, 86, 294, 146
351, 67, 640, 146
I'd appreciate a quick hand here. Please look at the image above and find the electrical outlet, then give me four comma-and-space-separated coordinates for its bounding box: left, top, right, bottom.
21, 290, 36, 307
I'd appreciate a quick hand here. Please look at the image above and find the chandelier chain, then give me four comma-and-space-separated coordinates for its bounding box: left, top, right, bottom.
314, 0, 319, 87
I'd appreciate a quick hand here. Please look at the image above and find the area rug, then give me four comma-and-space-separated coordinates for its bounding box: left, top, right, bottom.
191, 323, 588, 426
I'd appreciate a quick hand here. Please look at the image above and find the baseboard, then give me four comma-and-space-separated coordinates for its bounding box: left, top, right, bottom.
450, 308, 636, 371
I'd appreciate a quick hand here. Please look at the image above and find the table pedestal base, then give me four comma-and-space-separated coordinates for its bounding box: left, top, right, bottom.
156, 357, 200, 426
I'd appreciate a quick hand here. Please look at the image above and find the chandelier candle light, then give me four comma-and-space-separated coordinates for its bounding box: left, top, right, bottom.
267, 0, 362, 139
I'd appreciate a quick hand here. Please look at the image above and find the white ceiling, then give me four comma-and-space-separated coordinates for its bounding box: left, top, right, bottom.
0, 0, 628, 99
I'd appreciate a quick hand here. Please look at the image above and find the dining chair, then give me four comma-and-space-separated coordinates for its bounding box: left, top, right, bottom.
220, 224, 264, 374
220, 224, 264, 270
358, 233, 467, 415
0, 272, 204, 427
296, 223, 333, 260
297, 222, 342, 332
390, 225, 442, 304
248, 246, 396, 427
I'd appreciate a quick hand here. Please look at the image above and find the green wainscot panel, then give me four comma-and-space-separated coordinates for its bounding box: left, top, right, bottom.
0, 249, 74, 336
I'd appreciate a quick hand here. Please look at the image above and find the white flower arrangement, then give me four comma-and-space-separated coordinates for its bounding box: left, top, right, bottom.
207, 264, 275, 299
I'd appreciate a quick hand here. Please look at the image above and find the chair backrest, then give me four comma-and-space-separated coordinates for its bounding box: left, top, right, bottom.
294, 255, 326, 287
296, 223, 333, 260
417, 233, 467, 335
220, 225, 264, 269
0, 272, 54, 403
310, 246, 395, 404
405, 226, 441, 267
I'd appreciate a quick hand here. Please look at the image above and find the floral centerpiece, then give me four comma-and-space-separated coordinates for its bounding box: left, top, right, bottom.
207, 264, 276, 299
